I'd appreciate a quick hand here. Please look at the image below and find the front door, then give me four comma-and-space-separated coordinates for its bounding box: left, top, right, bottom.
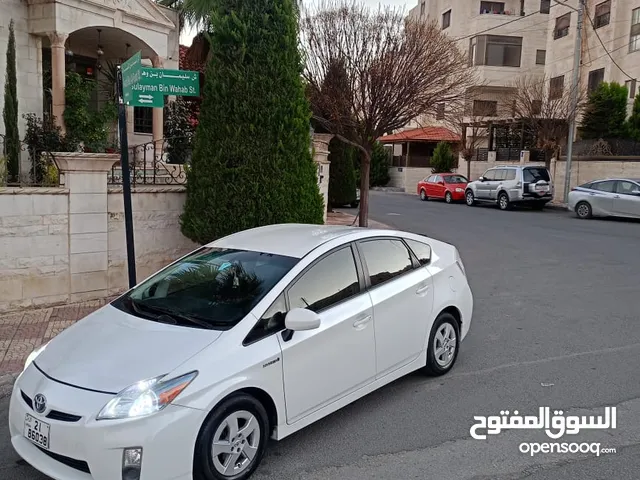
357, 238, 434, 377
278, 245, 376, 424
613, 180, 640, 218
588, 180, 617, 215
476, 169, 495, 199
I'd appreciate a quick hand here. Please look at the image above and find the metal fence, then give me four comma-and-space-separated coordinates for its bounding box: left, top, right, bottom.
472, 148, 547, 163
107, 136, 191, 186
0, 133, 61, 187
571, 138, 640, 157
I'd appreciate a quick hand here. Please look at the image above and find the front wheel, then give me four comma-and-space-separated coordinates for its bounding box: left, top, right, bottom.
445, 191, 453, 204
575, 201, 592, 219
465, 190, 475, 206
423, 313, 460, 376
420, 189, 428, 201
194, 394, 270, 480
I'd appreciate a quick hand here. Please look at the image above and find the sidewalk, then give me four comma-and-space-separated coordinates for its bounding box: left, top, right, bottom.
0, 214, 390, 396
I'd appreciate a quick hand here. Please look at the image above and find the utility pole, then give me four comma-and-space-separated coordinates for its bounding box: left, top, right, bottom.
563, 0, 585, 203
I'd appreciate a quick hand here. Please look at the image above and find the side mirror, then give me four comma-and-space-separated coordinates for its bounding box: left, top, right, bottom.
285, 308, 321, 331
632, 189, 640, 196
478, 176, 485, 182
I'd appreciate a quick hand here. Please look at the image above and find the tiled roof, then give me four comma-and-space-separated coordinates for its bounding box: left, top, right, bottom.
379, 126, 460, 143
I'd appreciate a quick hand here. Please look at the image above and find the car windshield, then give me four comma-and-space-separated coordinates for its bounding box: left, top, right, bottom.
445, 175, 468, 184
523, 167, 550, 183
112, 247, 299, 330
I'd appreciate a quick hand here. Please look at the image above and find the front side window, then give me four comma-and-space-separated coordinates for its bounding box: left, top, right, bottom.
483, 169, 497, 181
591, 180, 616, 193
616, 180, 640, 195
244, 293, 288, 344
445, 174, 468, 184
113, 247, 299, 330
405, 239, 432, 266
360, 239, 414, 288
288, 247, 360, 312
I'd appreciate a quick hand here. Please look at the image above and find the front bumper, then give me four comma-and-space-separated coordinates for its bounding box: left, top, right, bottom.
450, 189, 466, 201
9, 364, 206, 480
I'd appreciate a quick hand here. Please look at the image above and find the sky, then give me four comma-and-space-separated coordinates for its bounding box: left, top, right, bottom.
179, 0, 413, 45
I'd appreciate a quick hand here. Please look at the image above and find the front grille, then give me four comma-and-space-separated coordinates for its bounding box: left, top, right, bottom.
20, 391, 82, 423
36, 446, 91, 474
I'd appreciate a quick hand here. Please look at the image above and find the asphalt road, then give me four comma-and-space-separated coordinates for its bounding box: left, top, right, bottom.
2, 191, 640, 480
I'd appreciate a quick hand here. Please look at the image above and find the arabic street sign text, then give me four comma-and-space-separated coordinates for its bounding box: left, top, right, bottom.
139, 68, 200, 97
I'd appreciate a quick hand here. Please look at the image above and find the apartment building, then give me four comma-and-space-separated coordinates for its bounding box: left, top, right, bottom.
544, 0, 640, 112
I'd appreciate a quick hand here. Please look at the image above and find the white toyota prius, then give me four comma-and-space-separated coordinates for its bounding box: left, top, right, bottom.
9, 223, 473, 480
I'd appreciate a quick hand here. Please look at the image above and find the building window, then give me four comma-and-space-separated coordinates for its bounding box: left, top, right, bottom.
420, 1, 426, 17
473, 100, 498, 117
626, 79, 637, 98
554, 13, 571, 39
593, 1, 610, 29
588, 68, 605, 93
540, 0, 551, 14
442, 9, 451, 29
133, 107, 153, 134
535, 49, 546, 65
549, 75, 564, 100
480, 2, 505, 14
631, 8, 640, 53
436, 103, 445, 120
469, 35, 522, 67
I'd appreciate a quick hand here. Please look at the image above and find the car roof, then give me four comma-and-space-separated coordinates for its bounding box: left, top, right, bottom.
206, 223, 375, 259
587, 178, 640, 183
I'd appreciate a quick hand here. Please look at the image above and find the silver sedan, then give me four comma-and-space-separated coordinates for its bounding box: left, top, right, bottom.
568, 178, 640, 219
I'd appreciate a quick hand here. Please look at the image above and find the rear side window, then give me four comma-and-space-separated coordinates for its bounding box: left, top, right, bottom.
579, 182, 593, 189
359, 239, 414, 287
504, 169, 517, 180
523, 167, 550, 183
494, 169, 507, 181
591, 180, 616, 193
405, 239, 432, 266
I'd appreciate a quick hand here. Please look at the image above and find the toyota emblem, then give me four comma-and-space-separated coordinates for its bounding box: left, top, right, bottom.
33, 394, 47, 414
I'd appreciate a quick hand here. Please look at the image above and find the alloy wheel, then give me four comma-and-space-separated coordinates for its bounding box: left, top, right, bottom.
211, 410, 261, 477
445, 192, 452, 204
576, 202, 591, 219
420, 190, 427, 201
465, 191, 474, 206
433, 323, 457, 368
499, 194, 509, 210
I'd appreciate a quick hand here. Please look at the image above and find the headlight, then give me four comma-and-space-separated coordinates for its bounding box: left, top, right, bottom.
97, 371, 198, 421
455, 188, 464, 193
24, 342, 49, 372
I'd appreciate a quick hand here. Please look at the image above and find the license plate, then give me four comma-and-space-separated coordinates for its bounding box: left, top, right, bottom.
24, 414, 50, 450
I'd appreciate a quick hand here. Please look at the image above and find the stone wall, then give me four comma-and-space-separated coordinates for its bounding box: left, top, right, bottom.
0, 182, 198, 313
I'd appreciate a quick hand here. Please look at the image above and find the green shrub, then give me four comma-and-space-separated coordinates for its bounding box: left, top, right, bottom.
370, 142, 391, 187
627, 93, 640, 141
579, 82, 629, 139
430, 141, 456, 173
328, 137, 357, 207
180, 0, 325, 244
0, 156, 7, 185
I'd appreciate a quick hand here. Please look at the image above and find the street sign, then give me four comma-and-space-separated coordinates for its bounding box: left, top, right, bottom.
140, 68, 200, 97
121, 51, 142, 106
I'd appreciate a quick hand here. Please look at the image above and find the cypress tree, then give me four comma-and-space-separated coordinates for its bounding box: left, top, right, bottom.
579, 82, 628, 140
180, 0, 325, 244
328, 137, 357, 207
3, 19, 20, 180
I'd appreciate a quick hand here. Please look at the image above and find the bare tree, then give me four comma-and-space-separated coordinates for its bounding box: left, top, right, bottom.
510, 75, 586, 168
301, 0, 476, 226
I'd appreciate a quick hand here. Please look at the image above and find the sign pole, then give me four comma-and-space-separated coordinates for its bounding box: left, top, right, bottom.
116, 65, 137, 288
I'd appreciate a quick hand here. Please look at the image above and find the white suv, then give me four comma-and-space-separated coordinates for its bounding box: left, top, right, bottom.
465, 166, 553, 210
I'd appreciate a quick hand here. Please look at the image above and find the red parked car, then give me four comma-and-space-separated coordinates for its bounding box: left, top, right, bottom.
417, 173, 469, 203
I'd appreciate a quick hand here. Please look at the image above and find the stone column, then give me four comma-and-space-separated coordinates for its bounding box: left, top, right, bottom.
151, 56, 165, 164
54, 152, 119, 302
47, 32, 68, 133
312, 133, 333, 223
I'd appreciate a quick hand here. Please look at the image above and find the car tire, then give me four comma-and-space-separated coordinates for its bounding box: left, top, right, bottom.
194, 393, 270, 480
465, 190, 475, 206
420, 189, 428, 201
445, 192, 453, 204
423, 312, 461, 377
575, 201, 592, 219
498, 192, 511, 211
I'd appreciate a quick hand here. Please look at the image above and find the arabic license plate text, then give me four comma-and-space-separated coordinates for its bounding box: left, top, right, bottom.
24, 414, 50, 450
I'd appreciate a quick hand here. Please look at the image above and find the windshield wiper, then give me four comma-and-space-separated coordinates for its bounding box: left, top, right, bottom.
127, 298, 217, 330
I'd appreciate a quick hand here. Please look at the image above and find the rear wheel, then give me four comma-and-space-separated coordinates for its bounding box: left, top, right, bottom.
498, 192, 511, 211
465, 190, 475, 206
420, 189, 428, 201
423, 313, 460, 376
445, 191, 453, 204
194, 394, 270, 480
575, 201, 592, 219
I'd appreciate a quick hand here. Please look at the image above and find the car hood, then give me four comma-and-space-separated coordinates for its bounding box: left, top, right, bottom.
34, 304, 223, 393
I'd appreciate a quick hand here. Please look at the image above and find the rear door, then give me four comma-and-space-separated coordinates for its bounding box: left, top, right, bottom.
587, 180, 617, 215
433, 175, 446, 198
424, 175, 436, 197
612, 180, 640, 218
489, 168, 506, 200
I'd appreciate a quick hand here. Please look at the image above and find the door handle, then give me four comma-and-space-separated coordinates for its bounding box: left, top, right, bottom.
416, 285, 430, 295
353, 315, 372, 329
614, 195, 620, 198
